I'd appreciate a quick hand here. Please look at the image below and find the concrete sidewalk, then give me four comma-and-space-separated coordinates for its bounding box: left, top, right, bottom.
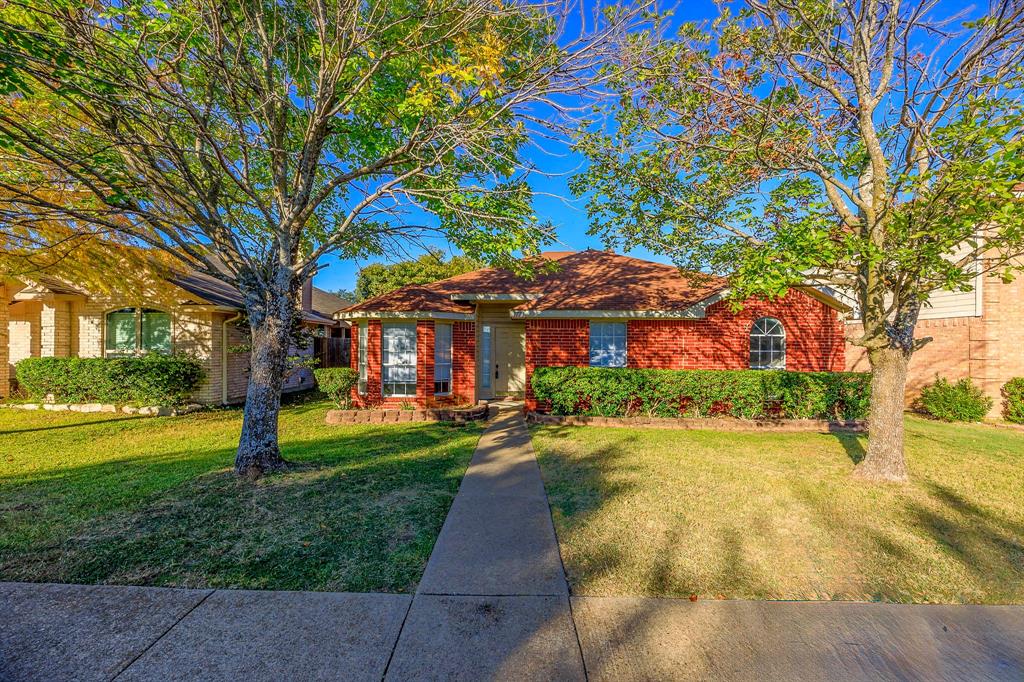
3, 406, 1023, 680
384, 405, 586, 680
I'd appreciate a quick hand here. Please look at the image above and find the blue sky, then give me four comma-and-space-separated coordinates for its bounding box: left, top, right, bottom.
312, 0, 981, 293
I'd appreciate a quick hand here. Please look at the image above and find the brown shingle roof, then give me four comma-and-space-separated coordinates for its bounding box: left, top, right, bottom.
338, 250, 730, 316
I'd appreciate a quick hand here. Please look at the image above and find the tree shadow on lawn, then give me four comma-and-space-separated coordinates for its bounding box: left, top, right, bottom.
0, 415, 147, 435
535, 426, 775, 599
0, 423, 479, 593
536, 424, 1024, 603
830, 431, 866, 464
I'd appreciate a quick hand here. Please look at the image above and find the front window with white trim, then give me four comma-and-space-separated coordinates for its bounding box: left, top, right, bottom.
750, 317, 786, 369
589, 322, 627, 368
357, 322, 368, 394
434, 323, 452, 395
382, 323, 417, 397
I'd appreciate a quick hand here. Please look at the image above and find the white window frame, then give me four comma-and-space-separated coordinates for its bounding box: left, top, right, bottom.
382, 323, 417, 397
589, 321, 627, 368
434, 323, 452, 395
750, 317, 786, 369
357, 322, 368, 394
104, 307, 172, 357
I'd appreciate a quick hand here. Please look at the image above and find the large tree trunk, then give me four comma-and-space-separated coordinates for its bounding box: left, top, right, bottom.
854, 346, 911, 482
235, 289, 295, 476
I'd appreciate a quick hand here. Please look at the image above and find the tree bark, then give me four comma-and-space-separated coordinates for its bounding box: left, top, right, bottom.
854, 346, 911, 482
234, 289, 295, 476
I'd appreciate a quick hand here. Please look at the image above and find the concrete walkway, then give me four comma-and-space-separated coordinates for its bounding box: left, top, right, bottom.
384, 405, 586, 680
3, 406, 1024, 680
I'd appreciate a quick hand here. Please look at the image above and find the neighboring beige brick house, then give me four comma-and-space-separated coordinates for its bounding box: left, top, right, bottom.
2, 272, 349, 403
845, 270, 1024, 417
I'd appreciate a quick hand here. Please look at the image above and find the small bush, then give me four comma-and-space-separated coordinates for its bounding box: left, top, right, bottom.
919, 376, 992, 422
14, 354, 204, 406
1001, 378, 1024, 424
314, 367, 359, 408
531, 366, 871, 420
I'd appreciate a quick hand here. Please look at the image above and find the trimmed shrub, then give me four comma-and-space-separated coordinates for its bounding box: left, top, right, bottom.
918, 376, 992, 422
314, 367, 359, 408
1001, 378, 1024, 424
14, 355, 204, 406
531, 366, 871, 420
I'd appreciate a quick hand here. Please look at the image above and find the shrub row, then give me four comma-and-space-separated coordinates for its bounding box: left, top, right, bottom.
1001, 378, 1024, 424
14, 355, 205, 406
531, 366, 871, 420
918, 376, 992, 422
313, 367, 359, 408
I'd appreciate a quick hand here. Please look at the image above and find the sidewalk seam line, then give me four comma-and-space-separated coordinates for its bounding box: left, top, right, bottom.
108, 588, 215, 681
379, 593, 415, 681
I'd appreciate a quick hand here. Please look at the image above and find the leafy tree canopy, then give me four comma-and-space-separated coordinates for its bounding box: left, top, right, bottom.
573, 0, 1024, 481
355, 250, 481, 300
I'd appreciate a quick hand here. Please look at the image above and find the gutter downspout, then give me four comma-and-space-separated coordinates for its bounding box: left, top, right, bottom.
222, 312, 244, 405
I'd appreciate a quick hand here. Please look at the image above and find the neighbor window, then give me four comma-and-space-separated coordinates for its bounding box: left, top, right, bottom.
357, 322, 368, 394
105, 308, 171, 356
382, 323, 417, 397
589, 321, 627, 368
750, 317, 786, 369
434, 323, 452, 395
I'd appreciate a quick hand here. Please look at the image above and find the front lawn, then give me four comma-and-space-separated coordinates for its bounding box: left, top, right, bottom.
532, 416, 1024, 604
0, 399, 481, 592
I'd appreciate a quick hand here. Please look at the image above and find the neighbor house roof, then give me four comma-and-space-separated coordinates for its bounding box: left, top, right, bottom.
337, 250, 747, 319
170, 270, 339, 325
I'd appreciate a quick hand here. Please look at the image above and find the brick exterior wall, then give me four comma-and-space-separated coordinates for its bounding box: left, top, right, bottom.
350, 319, 476, 408
7, 301, 41, 366
39, 301, 72, 357
526, 290, 846, 412
524, 319, 590, 411
846, 272, 1024, 417
452, 321, 476, 404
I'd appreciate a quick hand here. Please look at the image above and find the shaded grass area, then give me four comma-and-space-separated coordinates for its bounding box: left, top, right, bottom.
0, 400, 481, 592
532, 416, 1024, 604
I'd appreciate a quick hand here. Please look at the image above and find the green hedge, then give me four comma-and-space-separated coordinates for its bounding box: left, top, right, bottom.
1002, 378, 1024, 424
14, 355, 205, 406
531, 366, 871, 420
314, 367, 359, 408
919, 376, 992, 422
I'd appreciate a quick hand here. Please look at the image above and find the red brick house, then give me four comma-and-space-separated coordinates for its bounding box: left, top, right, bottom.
335, 250, 848, 411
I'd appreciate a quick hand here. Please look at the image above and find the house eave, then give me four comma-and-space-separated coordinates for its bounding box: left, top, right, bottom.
334, 310, 475, 321
449, 293, 541, 302
509, 308, 710, 320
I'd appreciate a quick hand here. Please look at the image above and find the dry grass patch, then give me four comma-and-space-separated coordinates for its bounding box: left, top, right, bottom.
532, 416, 1024, 603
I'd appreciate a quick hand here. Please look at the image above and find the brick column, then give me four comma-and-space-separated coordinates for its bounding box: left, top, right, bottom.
417, 320, 434, 408
39, 300, 71, 358
365, 320, 383, 406
0, 283, 9, 398
452, 321, 476, 404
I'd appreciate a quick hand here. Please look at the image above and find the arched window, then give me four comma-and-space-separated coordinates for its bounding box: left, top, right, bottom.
105, 308, 172, 356
749, 317, 785, 369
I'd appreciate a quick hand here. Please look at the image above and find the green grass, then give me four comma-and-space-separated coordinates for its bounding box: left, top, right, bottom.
532, 416, 1024, 604
0, 399, 481, 592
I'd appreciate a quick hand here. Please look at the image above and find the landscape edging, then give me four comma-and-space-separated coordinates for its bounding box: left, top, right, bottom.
526, 412, 866, 433
326, 403, 489, 425
0, 402, 203, 417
